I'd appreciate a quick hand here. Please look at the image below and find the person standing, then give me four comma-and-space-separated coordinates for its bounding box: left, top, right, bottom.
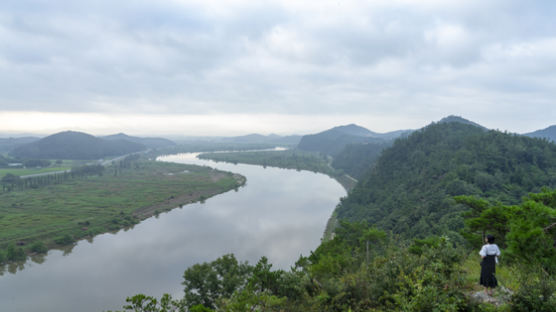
479, 234, 501, 296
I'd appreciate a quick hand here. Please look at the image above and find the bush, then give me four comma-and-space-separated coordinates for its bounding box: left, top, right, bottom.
54, 234, 74, 245
6, 244, 26, 261
510, 272, 556, 312
30, 241, 48, 254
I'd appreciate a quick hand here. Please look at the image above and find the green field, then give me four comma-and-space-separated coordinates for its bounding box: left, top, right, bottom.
0, 167, 70, 177
0, 160, 245, 263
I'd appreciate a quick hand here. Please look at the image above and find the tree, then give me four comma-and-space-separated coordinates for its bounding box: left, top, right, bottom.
183, 254, 252, 310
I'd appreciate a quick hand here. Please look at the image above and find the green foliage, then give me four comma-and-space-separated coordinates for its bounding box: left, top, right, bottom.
336, 122, 556, 239
459, 189, 556, 273
510, 270, 556, 312
6, 243, 26, 261
183, 254, 252, 310
29, 241, 48, 254
331, 141, 391, 179
54, 234, 74, 245
107, 293, 185, 312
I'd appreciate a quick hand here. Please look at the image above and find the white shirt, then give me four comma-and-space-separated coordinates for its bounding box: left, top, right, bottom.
479, 244, 501, 257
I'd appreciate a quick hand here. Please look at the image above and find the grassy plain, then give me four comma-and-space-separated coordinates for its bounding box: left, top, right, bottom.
0, 167, 70, 177
0, 160, 245, 261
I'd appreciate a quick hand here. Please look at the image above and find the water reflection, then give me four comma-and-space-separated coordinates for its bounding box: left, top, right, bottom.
0, 153, 345, 312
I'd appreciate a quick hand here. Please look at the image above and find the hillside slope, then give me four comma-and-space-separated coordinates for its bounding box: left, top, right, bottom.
524, 125, 556, 142
335, 122, 556, 238
297, 124, 407, 156
103, 133, 176, 149
11, 131, 146, 160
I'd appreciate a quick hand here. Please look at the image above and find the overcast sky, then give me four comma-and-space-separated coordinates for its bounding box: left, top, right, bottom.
1, 0, 555, 136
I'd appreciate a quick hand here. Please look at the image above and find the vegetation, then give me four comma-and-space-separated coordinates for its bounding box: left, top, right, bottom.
336, 122, 556, 239
331, 141, 392, 179
112, 189, 556, 311
0, 159, 245, 266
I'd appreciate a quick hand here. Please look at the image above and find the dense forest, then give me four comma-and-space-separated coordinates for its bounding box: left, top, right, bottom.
336, 122, 556, 239
331, 141, 392, 179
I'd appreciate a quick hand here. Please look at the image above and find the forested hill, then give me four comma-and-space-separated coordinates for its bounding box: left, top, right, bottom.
335, 122, 556, 239
10, 131, 146, 160
102, 133, 176, 149
297, 124, 409, 156
524, 125, 556, 142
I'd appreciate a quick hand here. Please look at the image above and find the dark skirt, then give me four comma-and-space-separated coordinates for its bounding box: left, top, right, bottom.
480, 255, 497, 288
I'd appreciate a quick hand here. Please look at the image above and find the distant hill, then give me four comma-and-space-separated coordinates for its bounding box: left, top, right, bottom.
10, 131, 146, 160
102, 133, 176, 149
335, 122, 556, 239
297, 124, 402, 156
524, 125, 556, 142
438, 115, 486, 129
0, 137, 40, 153
221, 134, 302, 146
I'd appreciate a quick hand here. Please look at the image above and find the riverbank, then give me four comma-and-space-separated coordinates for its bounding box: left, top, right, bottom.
0, 160, 245, 266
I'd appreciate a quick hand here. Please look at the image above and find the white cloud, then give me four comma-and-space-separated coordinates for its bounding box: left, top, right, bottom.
0, 0, 554, 134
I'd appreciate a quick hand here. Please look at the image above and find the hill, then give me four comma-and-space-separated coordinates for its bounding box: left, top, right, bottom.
335, 122, 556, 239
297, 124, 407, 156
102, 133, 176, 149
331, 141, 392, 179
330, 116, 481, 178
10, 131, 146, 160
438, 115, 487, 129
524, 125, 556, 142
0, 137, 40, 153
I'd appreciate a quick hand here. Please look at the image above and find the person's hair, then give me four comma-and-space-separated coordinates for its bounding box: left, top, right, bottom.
486, 234, 495, 244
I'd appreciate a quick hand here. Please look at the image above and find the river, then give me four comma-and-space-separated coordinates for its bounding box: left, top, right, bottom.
0, 153, 345, 312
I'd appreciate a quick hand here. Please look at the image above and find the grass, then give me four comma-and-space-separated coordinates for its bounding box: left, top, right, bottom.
0, 167, 70, 177
0, 160, 245, 262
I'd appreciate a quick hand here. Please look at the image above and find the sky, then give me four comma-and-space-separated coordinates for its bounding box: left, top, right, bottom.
0, 0, 555, 137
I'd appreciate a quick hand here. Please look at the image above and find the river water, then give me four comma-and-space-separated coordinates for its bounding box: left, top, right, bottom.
0, 153, 345, 312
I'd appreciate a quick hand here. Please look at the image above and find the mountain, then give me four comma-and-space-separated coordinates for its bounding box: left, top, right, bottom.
102, 133, 176, 149
335, 122, 556, 239
524, 125, 556, 142
221, 133, 302, 146
10, 131, 146, 160
0, 137, 40, 153
297, 124, 388, 156
438, 115, 487, 129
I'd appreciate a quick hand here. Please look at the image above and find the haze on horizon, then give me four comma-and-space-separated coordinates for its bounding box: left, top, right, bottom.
1, 0, 555, 137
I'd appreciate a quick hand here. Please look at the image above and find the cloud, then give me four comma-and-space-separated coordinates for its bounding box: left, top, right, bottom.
0, 0, 554, 132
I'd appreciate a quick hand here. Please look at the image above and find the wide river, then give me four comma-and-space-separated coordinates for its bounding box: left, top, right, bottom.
0, 153, 345, 312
